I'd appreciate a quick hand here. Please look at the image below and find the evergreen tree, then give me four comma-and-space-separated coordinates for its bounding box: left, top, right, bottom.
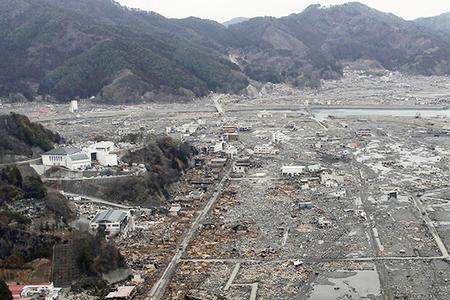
0, 280, 12, 300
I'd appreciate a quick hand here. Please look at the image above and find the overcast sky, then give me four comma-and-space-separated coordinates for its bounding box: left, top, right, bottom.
116, 0, 450, 22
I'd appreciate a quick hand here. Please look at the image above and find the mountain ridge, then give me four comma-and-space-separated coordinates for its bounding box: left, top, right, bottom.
2, 1, 450, 103
223, 17, 250, 27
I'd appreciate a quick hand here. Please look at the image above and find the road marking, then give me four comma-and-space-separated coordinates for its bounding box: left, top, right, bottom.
224, 263, 241, 291
412, 196, 450, 258
281, 227, 290, 247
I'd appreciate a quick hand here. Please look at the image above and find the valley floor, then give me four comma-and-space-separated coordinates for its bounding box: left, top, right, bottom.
3, 70, 450, 299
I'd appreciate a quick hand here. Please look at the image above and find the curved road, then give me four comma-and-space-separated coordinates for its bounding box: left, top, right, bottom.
61, 191, 133, 209
0, 157, 41, 167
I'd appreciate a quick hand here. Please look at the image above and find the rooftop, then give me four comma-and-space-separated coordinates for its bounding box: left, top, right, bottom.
92, 141, 114, 149
91, 209, 128, 224
105, 286, 136, 299
69, 152, 90, 161
44, 147, 81, 156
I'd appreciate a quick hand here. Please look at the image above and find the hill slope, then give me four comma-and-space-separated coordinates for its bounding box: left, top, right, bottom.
228, 3, 450, 87
0, 0, 247, 103
0, 113, 62, 160
3, 1, 450, 102
414, 13, 450, 40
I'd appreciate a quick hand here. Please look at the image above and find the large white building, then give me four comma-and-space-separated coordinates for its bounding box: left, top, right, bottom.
43, 141, 118, 170
42, 148, 91, 170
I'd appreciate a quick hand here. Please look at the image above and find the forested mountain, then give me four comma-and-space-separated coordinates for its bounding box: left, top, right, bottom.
3, 1, 450, 103
0, 0, 247, 103
414, 13, 450, 40
227, 3, 450, 87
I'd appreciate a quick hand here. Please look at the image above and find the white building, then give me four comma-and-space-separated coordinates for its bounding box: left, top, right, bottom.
238, 123, 252, 131
233, 164, 246, 173
257, 111, 273, 118
42, 148, 91, 170
281, 166, 306, 176
90, 209, 130, 237
233, 158, 251, 174
169, 205, 182, 216
85, 141, 118, 167
325, 180, 339, 188
166, 122, 199, 135
224, 144, 238, 159
272, 131, 289, 143
254, 145, 278, 155
307, 164, 322, 173
210, 141, 225, 153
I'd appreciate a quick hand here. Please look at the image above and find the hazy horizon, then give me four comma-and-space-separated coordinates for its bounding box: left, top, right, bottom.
116, 0, 450, 22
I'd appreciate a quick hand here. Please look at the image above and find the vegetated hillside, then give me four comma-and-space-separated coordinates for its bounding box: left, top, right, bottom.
3, 1, 450, 102
0, 0, 248, 103
0, 166, 47, 205
0, 167, 57, 263
110, 136, 196, 207
228, 3, 450, 87
0, 165, 58, 271
0, 113, 62, 160
414, 13, 450, 40
0, 225, 60, 262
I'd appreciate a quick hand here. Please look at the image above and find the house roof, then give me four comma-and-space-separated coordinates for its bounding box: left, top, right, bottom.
105, 286, 135, 299
91, 210, 128, 224
44, 147, 81, 156
169, 206, 181, 212
282, 166, 305, 171
69, 152, 90, 161
92, 141, 114, 149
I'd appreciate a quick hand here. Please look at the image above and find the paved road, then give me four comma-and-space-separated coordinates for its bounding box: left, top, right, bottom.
226, 104, 449, 112
181, 255, 446, 264
353, 159, 395, 300
44, 173, 141, 181
229, 177, 284, 181
147, 165, 233, 300
62, 192, 133, 209
412, 195, 450, 258
0, 157, 41, 167
34, 107, 216, 123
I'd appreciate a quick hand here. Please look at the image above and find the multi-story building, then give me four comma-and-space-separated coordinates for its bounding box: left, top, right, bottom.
42, 148, 91, 170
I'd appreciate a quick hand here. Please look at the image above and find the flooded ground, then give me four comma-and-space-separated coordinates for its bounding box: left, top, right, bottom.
312, 108, 450, 121
308, 269, 381, 300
